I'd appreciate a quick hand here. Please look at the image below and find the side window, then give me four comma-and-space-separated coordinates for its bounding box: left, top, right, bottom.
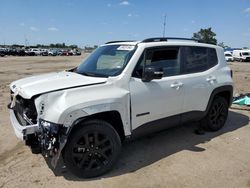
207, 48, 218, 68
181, 46, 218, 74
150, 48, 180, 77
132, 47, 180, 78
181, 47, 208, 74
132, 54, 144, 78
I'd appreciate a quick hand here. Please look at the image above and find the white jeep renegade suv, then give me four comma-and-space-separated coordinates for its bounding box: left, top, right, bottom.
8, 37, 233, 178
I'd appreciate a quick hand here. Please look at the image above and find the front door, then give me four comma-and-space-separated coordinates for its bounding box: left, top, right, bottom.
129, 46, 184, 130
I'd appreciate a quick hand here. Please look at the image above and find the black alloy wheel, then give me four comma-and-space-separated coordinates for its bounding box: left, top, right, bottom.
202, 96, 229, 132
63, 120, 121, 178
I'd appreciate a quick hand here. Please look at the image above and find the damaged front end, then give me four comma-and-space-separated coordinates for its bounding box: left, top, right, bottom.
39, 119, 65, 157
8, 91, 66, 167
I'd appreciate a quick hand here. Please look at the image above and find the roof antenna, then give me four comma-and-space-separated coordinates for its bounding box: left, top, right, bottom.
162, 14, 166, 37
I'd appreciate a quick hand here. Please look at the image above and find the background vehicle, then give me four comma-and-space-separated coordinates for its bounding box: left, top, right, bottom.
60, 49, 73, 56
224, 51, 233, 62
0, 48, 6, 57
6, 48, 25, 56
25, 49, 36, 56
232, 50, 250, 62
40, 49, 48, 56
30, 48, 42, 56
72, 49, 81, 56
48, 49, 58, 56
8, 37, 233, 178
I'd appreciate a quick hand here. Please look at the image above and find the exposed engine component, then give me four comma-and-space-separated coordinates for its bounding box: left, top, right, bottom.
12, 95, 37, 126
39, 120, 60, 157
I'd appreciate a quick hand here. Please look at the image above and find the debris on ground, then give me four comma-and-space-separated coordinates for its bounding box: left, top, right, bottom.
233, 93, 250, 106
231, 93, 250, 111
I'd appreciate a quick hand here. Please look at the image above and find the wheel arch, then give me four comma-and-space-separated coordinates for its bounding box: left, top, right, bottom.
67, 110, 126, 142
205, 85, 233, 116
51, 110, 126, 168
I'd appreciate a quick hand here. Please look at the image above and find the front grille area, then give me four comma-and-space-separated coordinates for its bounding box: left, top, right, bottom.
12, 95, 38, 126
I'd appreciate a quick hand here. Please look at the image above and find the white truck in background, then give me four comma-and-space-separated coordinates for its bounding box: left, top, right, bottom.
232, 50, 250, 62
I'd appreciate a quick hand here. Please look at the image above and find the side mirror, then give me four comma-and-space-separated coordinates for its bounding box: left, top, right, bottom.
142, 67, 163, 82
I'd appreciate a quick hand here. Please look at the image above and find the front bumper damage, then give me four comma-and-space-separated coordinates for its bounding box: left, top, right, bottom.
8, 104, 65, 167
9, 108, 39, 140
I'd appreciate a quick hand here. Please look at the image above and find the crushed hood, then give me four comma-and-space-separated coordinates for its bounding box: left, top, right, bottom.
10, 71, 107, 99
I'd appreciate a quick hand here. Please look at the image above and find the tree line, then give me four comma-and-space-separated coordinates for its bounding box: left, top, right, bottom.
192, 27, 229, 48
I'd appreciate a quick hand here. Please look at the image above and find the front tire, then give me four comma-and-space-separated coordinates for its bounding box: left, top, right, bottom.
63, 120, 121, 178
202, 96, 229, 132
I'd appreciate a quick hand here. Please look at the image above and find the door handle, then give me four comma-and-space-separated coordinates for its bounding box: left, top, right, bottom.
170, 82, 184, 90
206, 76, 217, 82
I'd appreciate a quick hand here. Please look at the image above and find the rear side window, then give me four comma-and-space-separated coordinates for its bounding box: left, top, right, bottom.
181, 46, 218, 74
207, 48, 218, 67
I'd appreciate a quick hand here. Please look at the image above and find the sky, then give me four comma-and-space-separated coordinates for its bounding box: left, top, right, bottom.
0, 0, 250, 48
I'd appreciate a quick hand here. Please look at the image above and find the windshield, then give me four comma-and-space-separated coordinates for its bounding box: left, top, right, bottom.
76, 45, 136, 77
225, 54, 232, 57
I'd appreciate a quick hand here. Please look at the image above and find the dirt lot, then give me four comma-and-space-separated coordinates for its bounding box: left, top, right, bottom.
0, 56, 250, 188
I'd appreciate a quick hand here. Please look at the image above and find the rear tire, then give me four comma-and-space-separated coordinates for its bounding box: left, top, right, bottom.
63, 120, 121, 178
202, 96, 229, 132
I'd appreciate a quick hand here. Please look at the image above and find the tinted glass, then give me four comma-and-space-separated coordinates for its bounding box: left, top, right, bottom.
208, 48, 218, 67
132, 47, 180, 78
150, 48, 180, 77
181, 46, 218, 74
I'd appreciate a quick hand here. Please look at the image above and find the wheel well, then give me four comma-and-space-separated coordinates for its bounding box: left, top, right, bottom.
205, 86, 233, 115
70, 111, 125, 141
215, 90, 231, 105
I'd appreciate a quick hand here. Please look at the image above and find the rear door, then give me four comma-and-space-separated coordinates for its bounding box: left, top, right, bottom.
180, 46, 219, 118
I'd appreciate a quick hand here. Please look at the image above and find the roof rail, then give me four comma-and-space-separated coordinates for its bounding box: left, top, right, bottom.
142, 38, 167, 42
105, 40, 135, 44
141, 37, 199, 43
